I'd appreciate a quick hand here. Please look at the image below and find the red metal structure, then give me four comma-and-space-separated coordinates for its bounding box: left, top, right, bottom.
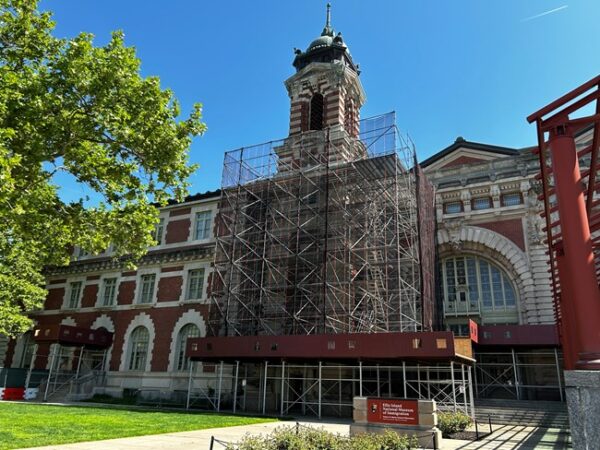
528, 75, 600, 370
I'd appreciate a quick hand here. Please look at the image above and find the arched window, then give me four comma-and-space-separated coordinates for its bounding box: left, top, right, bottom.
128, 326, 149, 371
309, 93, 324, 131
19, 332, 36, 369
442, 256, 517, 320
175, 324, 200, 371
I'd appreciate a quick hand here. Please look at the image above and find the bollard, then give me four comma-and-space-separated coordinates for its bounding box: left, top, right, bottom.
488, 414, 492, 434
209, 436, 214, 450
296, 422, 299, 435
475, 420, 479, 440
432, 431, 438, 450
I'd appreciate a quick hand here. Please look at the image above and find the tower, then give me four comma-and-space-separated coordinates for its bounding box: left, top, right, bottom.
208, 4, 427, 339
286, 4, 365, 139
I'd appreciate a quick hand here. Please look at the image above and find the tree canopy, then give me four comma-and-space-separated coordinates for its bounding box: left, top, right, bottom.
0, 0, 206, 336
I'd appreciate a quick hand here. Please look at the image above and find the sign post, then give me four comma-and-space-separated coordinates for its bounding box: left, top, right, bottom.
352, 397, 441, 449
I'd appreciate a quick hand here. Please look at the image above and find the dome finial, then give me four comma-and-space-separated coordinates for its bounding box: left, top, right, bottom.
321, 3, 334, 36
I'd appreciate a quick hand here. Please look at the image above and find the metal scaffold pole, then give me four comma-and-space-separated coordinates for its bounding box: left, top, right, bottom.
186, 360, 194, 410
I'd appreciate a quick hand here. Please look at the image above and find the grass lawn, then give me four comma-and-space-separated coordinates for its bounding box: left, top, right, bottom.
0, 402, 275, 449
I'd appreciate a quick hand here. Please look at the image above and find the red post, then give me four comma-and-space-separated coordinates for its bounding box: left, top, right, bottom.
555, 249, 578, 370
549, 125, 600, 369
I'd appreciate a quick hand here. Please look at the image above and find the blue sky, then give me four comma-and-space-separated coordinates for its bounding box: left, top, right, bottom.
41, 0, 600, 198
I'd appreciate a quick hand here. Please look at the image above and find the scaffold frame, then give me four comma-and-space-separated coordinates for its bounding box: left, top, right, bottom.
185, 360, 474, 418
209, 112, 435, 337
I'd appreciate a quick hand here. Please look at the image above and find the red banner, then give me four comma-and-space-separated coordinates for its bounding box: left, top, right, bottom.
367, 398, 419, 425
469, 319, 479, 343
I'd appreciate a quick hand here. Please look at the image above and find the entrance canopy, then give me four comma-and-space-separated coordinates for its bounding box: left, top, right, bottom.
34, 324, 113, 349
187, 331, 474, 364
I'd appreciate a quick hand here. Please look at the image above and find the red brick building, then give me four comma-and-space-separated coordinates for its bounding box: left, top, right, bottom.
0, 8, 579, 408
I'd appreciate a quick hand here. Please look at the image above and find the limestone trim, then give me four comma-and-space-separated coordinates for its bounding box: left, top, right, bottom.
119, 312, 156, 372
437, 225, 534, 324
167, 309, 207, 372
178, 262, 212, 303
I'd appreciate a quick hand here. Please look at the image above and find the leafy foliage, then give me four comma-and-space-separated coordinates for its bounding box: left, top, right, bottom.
0, 0, 205, 335
229, 426, 418, 450
437, 411, 473, 438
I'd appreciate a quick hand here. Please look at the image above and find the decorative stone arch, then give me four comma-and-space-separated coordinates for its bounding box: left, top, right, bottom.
91, 314, 115, 371
437, 225, 534, 323
60, 316, 77, 326
167, 309, 207, 372
91, 314, 115, 333
119, 312, 156, 372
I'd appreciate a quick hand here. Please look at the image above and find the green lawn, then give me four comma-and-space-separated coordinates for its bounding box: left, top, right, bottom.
0, 402, 275, 449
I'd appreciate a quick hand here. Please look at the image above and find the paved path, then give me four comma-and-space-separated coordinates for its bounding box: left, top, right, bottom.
20, 421, 571, 450
442, 424, 571, 450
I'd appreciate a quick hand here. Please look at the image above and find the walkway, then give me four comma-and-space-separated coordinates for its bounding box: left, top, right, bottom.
20, 421, 571, 450
443, 424, 571, 450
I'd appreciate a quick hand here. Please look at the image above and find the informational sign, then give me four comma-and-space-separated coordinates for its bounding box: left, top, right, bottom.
366, 398, 419, 425
469, 319, 479, 343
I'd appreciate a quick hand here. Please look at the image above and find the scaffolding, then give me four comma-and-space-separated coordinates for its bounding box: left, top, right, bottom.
185, 360, 474, 418
209, 112, 435, 337
474, 349, 564, 402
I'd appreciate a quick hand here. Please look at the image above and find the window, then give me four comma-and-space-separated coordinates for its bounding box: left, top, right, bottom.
442, 256, 518, 316
101, 278, 117, 306
309, 93, 324, 131
444, 201, 462, 214
138, 274, 156, 304
152, 218, 165, 245
74, 247, 90, 259
67, 281, 82, 309
194, 211, 212, 240
472, 197, 492, 210
449, 324, 470, 337
186, 268, 205, 300
128, 326, 149, 371
175, 324, 200, 371
501, 192, 523, 207
19, 332, 36, 369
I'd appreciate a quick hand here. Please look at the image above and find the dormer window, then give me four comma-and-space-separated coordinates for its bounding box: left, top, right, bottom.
309, 93, 324, 131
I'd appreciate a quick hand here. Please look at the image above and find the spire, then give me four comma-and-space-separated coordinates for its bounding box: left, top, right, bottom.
321, 3, 334, 37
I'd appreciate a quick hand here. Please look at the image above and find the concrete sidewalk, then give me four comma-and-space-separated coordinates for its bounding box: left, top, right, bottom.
19, 421, 570, 450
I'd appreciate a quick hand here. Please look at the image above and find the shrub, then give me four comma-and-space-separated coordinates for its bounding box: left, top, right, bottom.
232, 426, 418, 450
437, 411, 473, 438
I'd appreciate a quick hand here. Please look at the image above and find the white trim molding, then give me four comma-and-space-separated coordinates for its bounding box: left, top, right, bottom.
132, 267, 160, 305
167, 309, 207, 372
178, 262, 211, 303
119, 312, 156, 372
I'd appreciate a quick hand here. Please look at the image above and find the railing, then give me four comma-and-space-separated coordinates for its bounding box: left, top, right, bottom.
205, 421, 465, 450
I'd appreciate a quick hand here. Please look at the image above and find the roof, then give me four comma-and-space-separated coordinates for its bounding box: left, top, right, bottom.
160, 189, 221, 207
420, 137, 519, 169
292, 4, 357, 73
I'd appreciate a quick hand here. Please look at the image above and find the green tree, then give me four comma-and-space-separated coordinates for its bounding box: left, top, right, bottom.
0, 0, 206, 336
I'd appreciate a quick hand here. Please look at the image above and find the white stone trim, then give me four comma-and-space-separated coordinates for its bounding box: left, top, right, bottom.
94, 272, 122, 308
62, 277, 86, 310
167, 309, 207, 372
132, 267, 160, 305
189, 203, 218, 244
178, 262, 211, 303
119, 312, 156, 372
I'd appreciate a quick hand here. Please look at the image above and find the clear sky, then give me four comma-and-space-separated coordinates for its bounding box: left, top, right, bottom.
41, 0, 600, 198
